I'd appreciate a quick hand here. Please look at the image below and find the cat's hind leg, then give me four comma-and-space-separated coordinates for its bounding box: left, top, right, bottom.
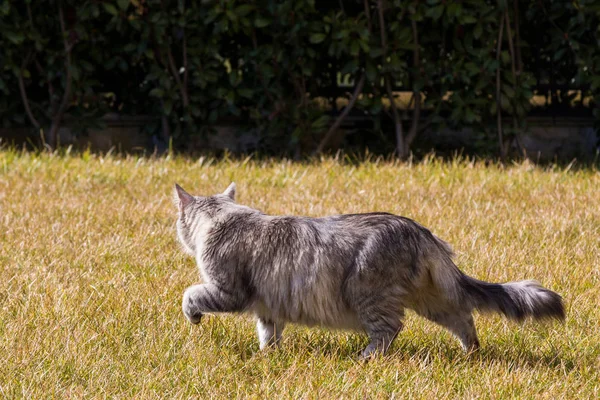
428, 311, 480, 352
256, 317, 285, 350
415, 306, 480, 352
356, 300, 405, 360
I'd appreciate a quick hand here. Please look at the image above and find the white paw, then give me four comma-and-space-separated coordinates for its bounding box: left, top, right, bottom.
182, 289, 202, 324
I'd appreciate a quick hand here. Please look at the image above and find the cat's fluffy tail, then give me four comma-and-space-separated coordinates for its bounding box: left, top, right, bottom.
459, 276, 565, 321
429, 235, 564, 321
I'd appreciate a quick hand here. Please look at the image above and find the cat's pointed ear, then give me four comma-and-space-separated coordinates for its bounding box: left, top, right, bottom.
174, 183, 194, 209
223, 182, 236, 201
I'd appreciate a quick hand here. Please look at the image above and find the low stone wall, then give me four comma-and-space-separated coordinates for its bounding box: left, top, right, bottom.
1, 114, 597, 161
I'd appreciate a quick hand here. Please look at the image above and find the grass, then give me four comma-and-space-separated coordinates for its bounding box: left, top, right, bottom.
0, 149, 599, 398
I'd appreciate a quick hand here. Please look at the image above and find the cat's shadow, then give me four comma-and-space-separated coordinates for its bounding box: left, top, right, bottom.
274, 332, 577, 372
201, 319, 577, 371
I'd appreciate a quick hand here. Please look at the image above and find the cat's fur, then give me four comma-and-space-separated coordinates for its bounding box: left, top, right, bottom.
175, 183, 564, 358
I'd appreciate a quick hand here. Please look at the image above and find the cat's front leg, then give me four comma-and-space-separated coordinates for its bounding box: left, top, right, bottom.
256, 317, 285, 349
182, 283, 249, 324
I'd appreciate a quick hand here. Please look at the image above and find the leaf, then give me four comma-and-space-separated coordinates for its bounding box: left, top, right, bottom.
350, 41, 360, 56
446, 3, 462, 19
254, 16, 271, 28
465, 108, 477, 123
365, 61, 377, 82
500, 94, 510, 110
553, 48, 567, 61
311, 115, 330, 129
149, 88, 164, 98
117, 0, 129, 11
425, 5, 444, 20
502, 84, 515, 98
103, 3, 119, 16
341, 60, 358, 75
309, 33, 326, 44
461, 15, 477, 24
369, 47, 384, 58
163, 99, 173, 115
238, 88, 254, 99
4, 31, 25, 45
235, 4, 255, 17
71, 65, 81, 81
473, 23, 483, 39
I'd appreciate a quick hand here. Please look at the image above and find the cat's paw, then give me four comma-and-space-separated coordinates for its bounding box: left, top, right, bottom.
184, 311, 203, 324
182, 288, 203, 324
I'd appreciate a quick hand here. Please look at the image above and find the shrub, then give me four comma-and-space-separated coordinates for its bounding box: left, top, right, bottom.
1, 0, 598, 157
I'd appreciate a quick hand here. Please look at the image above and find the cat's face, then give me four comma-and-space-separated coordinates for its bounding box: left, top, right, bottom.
173, 183, 236, 256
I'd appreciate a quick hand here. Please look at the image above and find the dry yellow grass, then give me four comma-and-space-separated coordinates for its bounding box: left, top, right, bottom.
1, 150, 599, 398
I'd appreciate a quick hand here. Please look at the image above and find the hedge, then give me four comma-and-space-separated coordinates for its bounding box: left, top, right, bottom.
1, 0, 599, 158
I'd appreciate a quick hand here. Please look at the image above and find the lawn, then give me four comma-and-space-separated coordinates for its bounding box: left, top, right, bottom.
1, 150, 598, 398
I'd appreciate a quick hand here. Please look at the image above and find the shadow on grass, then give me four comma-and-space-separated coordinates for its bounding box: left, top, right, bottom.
1, 141, 599, 171
191, 316, 584, 373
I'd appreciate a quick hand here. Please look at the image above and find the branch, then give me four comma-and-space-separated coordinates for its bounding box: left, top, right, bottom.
364, 0, 372, 31
182, 2, 189, 97
251, 29, 276, 105
313, 0, 371, 156
46, 2, 75, 149
504, 9, 525, 156
313, 73, 366, 155
34, 58, 56, 115
17, 52, 41, 129
405, 16, 421, 153
385, 78, 404, 158
496, 12, 506, 161
513, 0, 522, 73
167, 48, 188, 107
378, 0, 405, 158
160, 99, 171, 140
504, 10, 516, 79
377, 0, 386, 50
56, 3, 72, 114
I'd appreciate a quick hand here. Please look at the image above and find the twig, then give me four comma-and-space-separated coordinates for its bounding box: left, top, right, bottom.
513, 0, 522, 73
313, 74, 366, 155
183, 29, 188, 93
364, 0, 372, 31
161, 99, 171, 140
405, 17, 421, 154
496, 12, 506, 161
313, 0, 372, 155
17, 52, 41, 130
378, 0, 405, 158
34, 59, 56, 116
504, 9, 525, 156
167, 48, 189, 107
47, 2, 74, 149
251, 29, 276, 104
385, 79, 404, 157
182, 1, 188, 104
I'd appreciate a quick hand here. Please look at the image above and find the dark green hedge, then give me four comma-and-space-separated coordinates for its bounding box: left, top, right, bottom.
1, 0, 599, 158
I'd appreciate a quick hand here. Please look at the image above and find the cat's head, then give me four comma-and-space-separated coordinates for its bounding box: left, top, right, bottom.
173, 183, 236, 256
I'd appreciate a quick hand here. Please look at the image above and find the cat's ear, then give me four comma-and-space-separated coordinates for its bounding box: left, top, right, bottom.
174, 184, 194, 210
223, 182, 236, 201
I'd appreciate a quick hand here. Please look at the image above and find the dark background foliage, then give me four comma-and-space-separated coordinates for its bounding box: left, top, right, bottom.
1, 0, 599, 158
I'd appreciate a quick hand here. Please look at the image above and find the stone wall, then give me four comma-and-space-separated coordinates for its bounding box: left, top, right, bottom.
1, 115, 597, 161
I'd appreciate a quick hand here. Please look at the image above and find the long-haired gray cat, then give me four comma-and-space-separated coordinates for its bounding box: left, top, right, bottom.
175, 183, 564, 358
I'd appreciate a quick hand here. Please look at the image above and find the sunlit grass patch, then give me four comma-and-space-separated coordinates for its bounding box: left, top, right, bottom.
0, 149, 598, 398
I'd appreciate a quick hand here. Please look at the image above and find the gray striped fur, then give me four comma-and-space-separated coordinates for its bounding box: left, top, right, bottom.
175, 183, 565, 358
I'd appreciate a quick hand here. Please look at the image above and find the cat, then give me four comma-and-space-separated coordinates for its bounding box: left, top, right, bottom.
175, 183, 564, 358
